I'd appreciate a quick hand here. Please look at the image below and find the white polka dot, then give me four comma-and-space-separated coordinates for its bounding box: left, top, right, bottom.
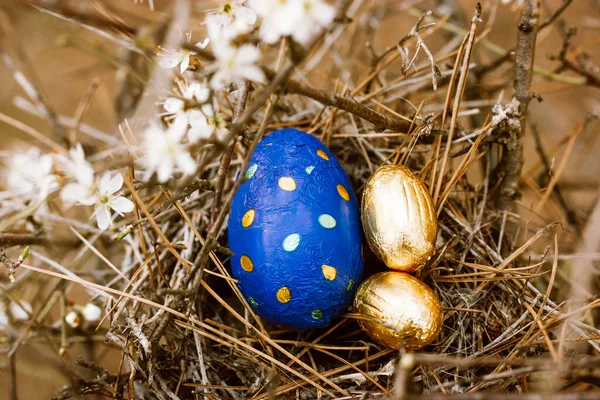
245, 164, 258, 180
305, 166, 315, 174
278, 177, 297, 191
318, 214, 336, 229
282, 234, 300, 251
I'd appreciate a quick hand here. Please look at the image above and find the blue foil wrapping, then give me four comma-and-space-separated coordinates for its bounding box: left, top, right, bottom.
228, 128, 364, 330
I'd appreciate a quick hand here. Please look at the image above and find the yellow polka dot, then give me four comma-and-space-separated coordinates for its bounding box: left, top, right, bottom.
242, 209, 255, 228
321, 265, 337, 281
240, 255, 254, 272
276, 287, 291, 303
337, 184, 350, 201
278, 177, 297, 191
317, 149, 329, 160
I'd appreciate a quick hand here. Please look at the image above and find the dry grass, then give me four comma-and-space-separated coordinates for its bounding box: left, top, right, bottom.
1, 0, 600, 399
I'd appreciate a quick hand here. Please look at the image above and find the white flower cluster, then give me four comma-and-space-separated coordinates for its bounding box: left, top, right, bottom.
249, 0, 335, 45
148, 0, 335, 184
57, 145, 134, 230
2, 1, 339, 227
3, 144, 134, 230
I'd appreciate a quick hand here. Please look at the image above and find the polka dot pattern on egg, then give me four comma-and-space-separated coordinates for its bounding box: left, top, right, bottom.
242, 209, 255, 228
240, 255, 254, 272
228, 128, 364, 330
318, 214, 336, 229
278, 177, 296, 191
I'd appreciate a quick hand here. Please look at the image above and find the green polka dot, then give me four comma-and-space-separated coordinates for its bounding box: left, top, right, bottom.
282, 234, 300, 251
245, 164, 257, 180
347, 280, 355, 291
305, 166, 315, 174
312, 309, 323, 320
248, 297, 258, 308
318, 214, 336, 229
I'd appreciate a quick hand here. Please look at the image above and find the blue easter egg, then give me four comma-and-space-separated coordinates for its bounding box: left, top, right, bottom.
228, 128, 364, 330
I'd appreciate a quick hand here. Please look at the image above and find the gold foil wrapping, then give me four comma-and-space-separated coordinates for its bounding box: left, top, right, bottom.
361, 164, 437, 272
353, 271, 443, 350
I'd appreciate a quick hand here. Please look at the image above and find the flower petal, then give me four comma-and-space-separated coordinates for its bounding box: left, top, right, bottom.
107, 173, 124, 195
167, 116, 189, 139
98, 171, 112, 193
82, 303, 102, 322
195, 38, 210, 49
157, 159, 173, 183
0, 310, 7, 328
110, 196, 134, 214
158, 53, 182, 69
241, 65, 265, 84
95, 206, 112, 230
235, 45, 260, 64
180, 56, 190, 74
61, 183, 87, 205
164, 98, 185, 113
188, 109, 208, 127
235, 7, 257, 25
188, 124, 214, 142
176, 151, 197, 174
9, 301, 32, 320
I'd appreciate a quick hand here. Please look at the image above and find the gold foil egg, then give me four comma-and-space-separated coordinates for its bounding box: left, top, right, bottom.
361, 164, 437, 272
354, 271, 443, 350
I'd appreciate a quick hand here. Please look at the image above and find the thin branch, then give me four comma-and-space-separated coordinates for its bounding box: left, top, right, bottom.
209, 81, 250, 227
495, 0, 541, 212
265, 68, 413, 132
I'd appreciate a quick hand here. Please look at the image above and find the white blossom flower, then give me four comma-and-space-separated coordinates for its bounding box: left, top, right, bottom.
144, 120, 196, 183
65, 311, 80, 328
209, 43, 265, 89
159, 47, 196, 74
163, 81, 211, 127
56, 143, 96, 206
248, 0, 334, 45
0, 300, 32, 328
188, 104, 229, 142
248, 0, 301, 43
80, 172, 134, 230
292, 0, 335, 45
82, 303, 102, 322
158, 33, 209, 74
205, 1, 257, 41
6, 147, 58, 203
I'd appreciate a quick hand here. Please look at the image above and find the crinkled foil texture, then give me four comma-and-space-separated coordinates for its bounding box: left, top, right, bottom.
361, 164, 437, 272
354, 271, 443, 350
228, 128, 364, 330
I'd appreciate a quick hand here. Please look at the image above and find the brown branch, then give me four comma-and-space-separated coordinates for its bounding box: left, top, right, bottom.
539, 0, 574, 31
209, 81, 250, 228
476, 0, 574, 78
265, 69, 413, 132
0, 233, 78, 248
495, 0, 541, 212
24, 0, 136, 34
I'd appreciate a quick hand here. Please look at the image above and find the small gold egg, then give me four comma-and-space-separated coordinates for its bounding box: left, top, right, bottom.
361, 164, 437, 272
354, 271, 443, 350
